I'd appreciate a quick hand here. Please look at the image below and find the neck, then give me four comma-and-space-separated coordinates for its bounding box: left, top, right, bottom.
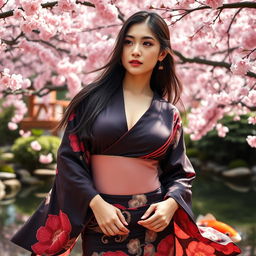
122, 71, 153, 96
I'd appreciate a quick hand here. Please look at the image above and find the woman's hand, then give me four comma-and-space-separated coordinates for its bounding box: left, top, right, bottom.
137, 197, 179, 232
89, 195, 130, 236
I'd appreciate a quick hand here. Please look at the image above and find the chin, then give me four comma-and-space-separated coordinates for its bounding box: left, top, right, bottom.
125, 67, 152, 76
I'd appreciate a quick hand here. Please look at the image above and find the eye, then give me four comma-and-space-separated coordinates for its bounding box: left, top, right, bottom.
143, 41, 153, 46
225, 232, 230, 236
124, 39, 132, 45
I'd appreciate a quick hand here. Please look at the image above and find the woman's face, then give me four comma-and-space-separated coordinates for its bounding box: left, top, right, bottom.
121, 22, 166, 77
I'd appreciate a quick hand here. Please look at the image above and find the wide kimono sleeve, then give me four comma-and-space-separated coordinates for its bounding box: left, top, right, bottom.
10, 111, 99, 256
158, 108, 241, 256
158, 108, 196, 220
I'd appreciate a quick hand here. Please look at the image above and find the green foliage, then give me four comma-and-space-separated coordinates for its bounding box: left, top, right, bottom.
0, 106, 20, 146
228, 159, 249, 169
12, 135, 61, 172
186, 148, 200, 158
31, 129, 44, 136
0, 165, 15, 173
189, 114, 256, 166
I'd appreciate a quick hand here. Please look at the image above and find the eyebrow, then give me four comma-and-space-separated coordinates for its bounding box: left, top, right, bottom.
125, 35, 155, 41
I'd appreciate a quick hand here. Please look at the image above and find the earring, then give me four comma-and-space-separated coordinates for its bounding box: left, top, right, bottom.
158, 61, 164, 70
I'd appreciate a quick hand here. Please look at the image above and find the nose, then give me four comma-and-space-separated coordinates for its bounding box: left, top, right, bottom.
131, 43, 141, 56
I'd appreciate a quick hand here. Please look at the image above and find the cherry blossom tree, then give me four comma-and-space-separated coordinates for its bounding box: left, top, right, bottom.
0, 0, 255, 147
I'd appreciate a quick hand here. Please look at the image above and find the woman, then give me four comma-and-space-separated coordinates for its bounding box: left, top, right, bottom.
10, 11, 241, 256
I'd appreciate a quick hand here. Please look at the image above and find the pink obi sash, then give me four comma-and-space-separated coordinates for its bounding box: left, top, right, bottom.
91, 155, 161, 195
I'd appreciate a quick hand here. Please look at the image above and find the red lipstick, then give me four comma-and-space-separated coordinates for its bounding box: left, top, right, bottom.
129, 60, 142, 67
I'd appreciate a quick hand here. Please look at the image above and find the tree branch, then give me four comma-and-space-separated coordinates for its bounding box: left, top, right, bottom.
174, 50, 256, 78
0, 1, 95, 19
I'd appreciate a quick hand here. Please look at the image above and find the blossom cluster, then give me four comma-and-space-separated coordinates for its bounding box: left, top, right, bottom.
0, 0, 255, 147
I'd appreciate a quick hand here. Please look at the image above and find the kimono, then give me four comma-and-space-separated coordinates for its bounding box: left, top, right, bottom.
10, 85, 241, 256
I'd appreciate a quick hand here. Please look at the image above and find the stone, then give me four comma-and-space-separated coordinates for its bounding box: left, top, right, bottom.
251, 166, 256, 175
16, 169, 31, 178
0, 198, 15, 205
222, 167, 251, 177
0, 172, 16, 180
224, 181, 250, 193
34, 169, 56, 176
205, 161, 225, 173
2, 179, 21, 199
34, 192, 48, 198
47, 163, 57, 170
0, 180, 6, 200
21, 176, 44, 185
1, 152, 14, 162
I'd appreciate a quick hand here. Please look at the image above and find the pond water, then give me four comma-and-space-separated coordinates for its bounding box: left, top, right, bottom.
0, 171, 255, 256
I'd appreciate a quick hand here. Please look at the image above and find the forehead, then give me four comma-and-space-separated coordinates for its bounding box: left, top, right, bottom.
125, 22, 156, 40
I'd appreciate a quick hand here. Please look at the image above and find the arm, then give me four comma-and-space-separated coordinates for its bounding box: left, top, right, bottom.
11, 110, 99, 256
137, 108, 196, 232
158, 108, 196, 220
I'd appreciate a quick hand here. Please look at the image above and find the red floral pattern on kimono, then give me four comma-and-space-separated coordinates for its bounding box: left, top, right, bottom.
68, 132, 90, 165
102, 251, 128, 256
186, 241, 216, 256
155, 234, 174, 256
31, 210, 72, 255
68, 134, 83, 153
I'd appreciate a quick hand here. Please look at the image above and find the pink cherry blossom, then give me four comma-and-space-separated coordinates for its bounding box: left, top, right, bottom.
19, 130, 31, 137
0, 75, 11, 89
0, 39, 7, 52
216, 123, 229, 138
57, 0, 76, 12
38, 24, 56, 41
8, 122, 18, 130
248, 116, 256, 125
13, 9, 24, 19
11, 114, 23, 123
0, 0, 255, 149
241, 31, 256, 49
230, 57, 251, 76
246, 136, 256, 148
20, 0, 41, 16
204, 0, 224, 9
30, 141, 42, 151
39, 153, 53, 164
51, 75, 66, 86
0, 0, 5, 8
20, 20, 39, 34
247, 90, 256, 105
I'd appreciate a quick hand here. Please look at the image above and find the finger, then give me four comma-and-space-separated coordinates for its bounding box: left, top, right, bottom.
111, 224, 125, 236
113, 222, 129, 235
115, 213, 130, 233
100, 225, 110, 236
145, 219, 162, 228
105, 225, 116, 236
140, 204, 157, 220
116, 210, 129, 227
138, 213, 159, 224
153, 224, 166, 232
151, 221, 165, 230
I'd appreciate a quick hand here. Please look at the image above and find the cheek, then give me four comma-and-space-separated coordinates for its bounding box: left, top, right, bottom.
145, 51, 159, 66
145, 48, 159, 59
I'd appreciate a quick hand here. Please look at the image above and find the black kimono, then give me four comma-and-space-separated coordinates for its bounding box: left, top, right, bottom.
10, 85, 241, 256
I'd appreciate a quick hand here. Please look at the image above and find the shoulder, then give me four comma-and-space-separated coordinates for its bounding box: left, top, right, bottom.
156, 96, 180, 116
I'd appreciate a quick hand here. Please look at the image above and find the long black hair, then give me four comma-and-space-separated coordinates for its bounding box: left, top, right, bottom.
56, 10, 183, 145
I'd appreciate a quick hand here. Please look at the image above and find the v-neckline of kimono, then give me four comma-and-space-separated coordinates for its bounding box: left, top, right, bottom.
121, 85, 155, 133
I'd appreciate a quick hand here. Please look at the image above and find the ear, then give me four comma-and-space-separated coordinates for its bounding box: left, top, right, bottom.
158, 50, 168, 62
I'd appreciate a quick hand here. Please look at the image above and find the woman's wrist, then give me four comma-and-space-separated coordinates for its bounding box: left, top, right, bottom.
89, 194, 103, 209
165, 197, 179, 210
